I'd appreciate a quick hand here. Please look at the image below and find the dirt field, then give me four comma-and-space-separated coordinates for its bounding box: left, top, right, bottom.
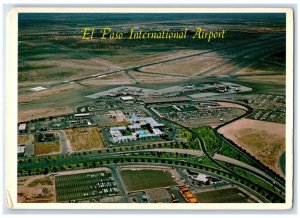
218, 118, 285, 176
34, 142, 60, 155
18, 134, 32, 145
140, 54, 226, 76
217, 102, 248, 111
18, 107, 74, 123
65, 127, 105, 151
18, 83, 82, 104
236, 75, 286, 84
101, 49, 203, 68
17, 175, 55, 203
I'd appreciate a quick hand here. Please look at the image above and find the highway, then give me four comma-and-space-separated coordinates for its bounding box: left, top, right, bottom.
147, 102, 285, 201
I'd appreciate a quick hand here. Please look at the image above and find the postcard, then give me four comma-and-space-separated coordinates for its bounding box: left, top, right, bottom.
5, 7, 294, 210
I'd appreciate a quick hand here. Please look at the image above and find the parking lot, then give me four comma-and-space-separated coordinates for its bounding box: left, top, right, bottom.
55, 171, 120, 202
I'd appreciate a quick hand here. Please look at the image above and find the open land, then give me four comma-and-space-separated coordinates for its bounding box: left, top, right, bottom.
18, 134, 32, 145
17, 175, 55, 203
119, 169, 177, 192
34, 142, 60, 155
218, 118, 285, 176
65, 127, 105, 151
195, 187, 257, 203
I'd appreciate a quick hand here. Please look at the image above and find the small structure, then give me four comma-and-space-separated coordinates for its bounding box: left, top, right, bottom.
194, 173, 209, 185
74, 113, 91, 119
18, 123, 27, 133
145, 189, 172, 203
121, 96, 134, 101
217, 85, 227, 93
17, 144, 25, 156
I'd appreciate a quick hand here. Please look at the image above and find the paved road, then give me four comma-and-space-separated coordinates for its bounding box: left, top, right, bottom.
213, 154, 285, 190
51, 130, 70, 155
148, 104, 285, 202
143, 148, 204, 157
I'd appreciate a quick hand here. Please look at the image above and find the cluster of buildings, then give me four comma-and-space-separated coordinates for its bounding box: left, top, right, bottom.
109, 115, 164, 143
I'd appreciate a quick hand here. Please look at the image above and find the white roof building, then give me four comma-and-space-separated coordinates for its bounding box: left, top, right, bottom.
19, 123, 26, 131
18, 144, 25, 153
121, 96, 134, 101
195, 173, 209, 183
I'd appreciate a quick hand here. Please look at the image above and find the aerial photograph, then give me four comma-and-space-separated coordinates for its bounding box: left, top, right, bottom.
17, 13, 287, 204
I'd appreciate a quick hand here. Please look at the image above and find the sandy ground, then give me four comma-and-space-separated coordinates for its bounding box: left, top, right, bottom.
236, 75, 286, 84
19, 83, 82, 104
218, 118, 285, 176
80, 72, 135, 86
140, 54, 225, 76
18, 134, 33, 145
217, 102, 248, 111
65, 127, 105, 151
18, 107, 73, 123
17, 175, 55, 203
102, 50, 204, 68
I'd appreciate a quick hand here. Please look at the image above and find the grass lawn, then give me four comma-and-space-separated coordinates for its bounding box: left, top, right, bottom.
120, 169, 177, 192
195, 188, 256, 203
156, 106, 176, 114
123, 131, 132, 136
196, 127, 222, 153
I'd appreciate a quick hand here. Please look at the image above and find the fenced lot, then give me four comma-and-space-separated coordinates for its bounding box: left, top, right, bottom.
55, 171, 119, 202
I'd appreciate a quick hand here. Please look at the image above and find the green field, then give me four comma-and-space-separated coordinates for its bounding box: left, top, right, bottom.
55, 171, 119, 202
195, 188, 256, 203
179, 105, 198, 112
120, 169, 177, 192
156, 106, 177, 114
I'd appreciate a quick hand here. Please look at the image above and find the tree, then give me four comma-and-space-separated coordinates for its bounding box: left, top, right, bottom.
43, 168, 49, 175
